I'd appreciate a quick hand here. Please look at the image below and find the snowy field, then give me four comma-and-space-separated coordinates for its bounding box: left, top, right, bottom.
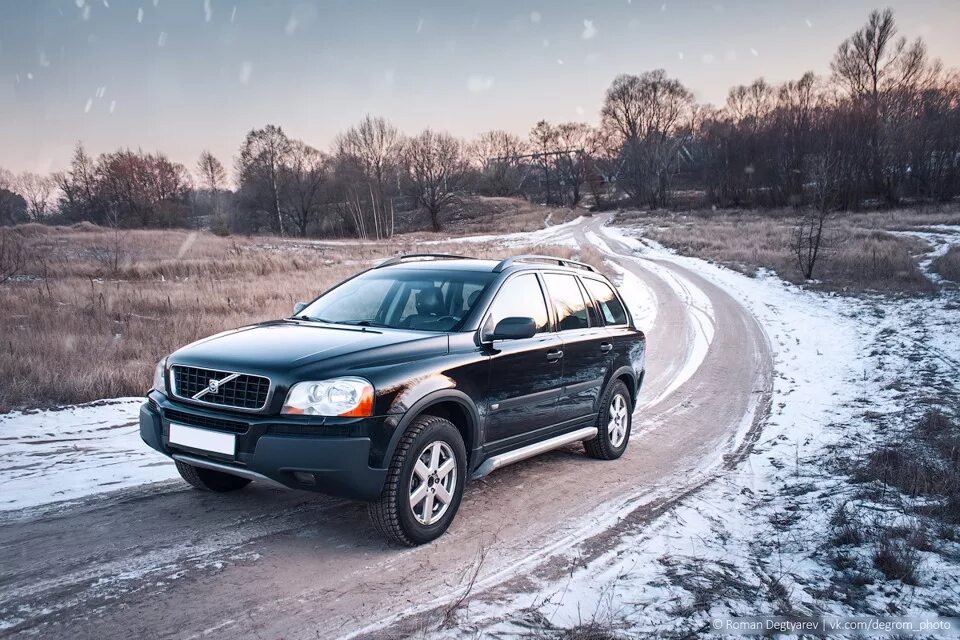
406, 223, 960, 636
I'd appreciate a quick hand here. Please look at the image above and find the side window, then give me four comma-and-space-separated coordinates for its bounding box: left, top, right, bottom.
484, 274, 550, 336
543, 273, 590, 331
583, 278, 628, 326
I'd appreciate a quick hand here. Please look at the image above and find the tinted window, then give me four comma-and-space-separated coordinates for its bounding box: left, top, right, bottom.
484, 274, 550, 336
543, 273, 590, 331
584, 278, 628, 325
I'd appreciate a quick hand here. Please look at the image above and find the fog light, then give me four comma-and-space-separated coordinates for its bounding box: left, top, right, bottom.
293, 471, 315, 485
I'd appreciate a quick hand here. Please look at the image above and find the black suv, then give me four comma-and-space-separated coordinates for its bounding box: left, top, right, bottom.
141, 254, 646, 545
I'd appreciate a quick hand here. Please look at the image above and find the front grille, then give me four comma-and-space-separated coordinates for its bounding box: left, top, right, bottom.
164, 409, 249, 434
171, 365, 271, 411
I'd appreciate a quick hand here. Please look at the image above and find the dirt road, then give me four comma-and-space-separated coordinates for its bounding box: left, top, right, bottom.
0, 215, 773, 639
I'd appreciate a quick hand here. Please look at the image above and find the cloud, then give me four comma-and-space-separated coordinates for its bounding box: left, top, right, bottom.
582, 19, 597, 40
467, 75, 495, 93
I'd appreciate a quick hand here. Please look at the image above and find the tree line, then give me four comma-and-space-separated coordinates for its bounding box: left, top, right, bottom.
1, 9, 957, 237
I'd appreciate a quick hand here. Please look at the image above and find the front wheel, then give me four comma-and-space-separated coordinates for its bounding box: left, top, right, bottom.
368, 415, 467, 546
584, 381, 632, 460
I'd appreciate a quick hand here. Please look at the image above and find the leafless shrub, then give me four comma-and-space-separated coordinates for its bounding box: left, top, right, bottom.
0, 229, 26, 284
873, 531, 922, 585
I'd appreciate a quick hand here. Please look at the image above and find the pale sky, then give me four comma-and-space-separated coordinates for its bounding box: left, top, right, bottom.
1, 0, 958, 175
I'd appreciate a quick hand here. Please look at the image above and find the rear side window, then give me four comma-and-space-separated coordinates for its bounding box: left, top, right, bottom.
484, 274, 550, 336
583, 278, 628, 326
543, 273, 590, 331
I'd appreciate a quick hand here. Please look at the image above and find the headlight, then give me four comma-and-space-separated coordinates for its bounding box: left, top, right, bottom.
152, 358, 167, 394
281, 377, 374, 417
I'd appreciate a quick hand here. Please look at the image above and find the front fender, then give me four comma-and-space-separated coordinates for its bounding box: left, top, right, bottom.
377, 388, 481, 471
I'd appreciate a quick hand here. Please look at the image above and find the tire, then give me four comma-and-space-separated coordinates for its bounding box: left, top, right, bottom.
175, 460, 252, 492
584, 380, 632, 460
368, 414, 467, 546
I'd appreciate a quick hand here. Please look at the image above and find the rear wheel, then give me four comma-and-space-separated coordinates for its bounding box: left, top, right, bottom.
584, 381, 632, 460
369, 414, 467, 546
175, 460, 252, 492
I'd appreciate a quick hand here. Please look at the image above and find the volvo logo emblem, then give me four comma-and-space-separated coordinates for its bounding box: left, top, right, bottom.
207, 378, 221, 393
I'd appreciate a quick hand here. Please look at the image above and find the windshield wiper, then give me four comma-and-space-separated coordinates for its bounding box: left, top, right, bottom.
341, 320, 392, 328
295, 315, 335, 323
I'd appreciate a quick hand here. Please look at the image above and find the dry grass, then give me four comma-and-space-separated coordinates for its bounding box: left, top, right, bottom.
932, 246, 960, 283
440, 196, 583, 235
0, 224, 571, 411
614, 207, 957, 294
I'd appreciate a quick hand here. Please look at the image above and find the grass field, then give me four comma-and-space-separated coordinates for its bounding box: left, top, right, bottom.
614, 206, 960, 293
0, 222, 575, 411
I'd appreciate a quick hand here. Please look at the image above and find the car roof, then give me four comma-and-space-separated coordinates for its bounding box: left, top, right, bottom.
374, 254, 604, 277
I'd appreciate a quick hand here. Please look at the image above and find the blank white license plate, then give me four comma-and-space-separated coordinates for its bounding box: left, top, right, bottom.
169, 423, 235, 456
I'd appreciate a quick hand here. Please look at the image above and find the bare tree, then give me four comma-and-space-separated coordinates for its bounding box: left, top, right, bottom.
335, 115, 403, 239
469, 130, 528, 196
601, 70, 694, 206
553, 122, 591, 206
404, 129, 469, 232
14, 172, 56, 222
238, 125, 292, 235
283, 141, 330, 237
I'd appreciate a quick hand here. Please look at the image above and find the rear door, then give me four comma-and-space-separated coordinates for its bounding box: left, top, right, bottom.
481, 273, 564, 448
542, 272, 610, 426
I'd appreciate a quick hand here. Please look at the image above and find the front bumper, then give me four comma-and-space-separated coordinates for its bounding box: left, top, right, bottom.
140, 392, 388, 501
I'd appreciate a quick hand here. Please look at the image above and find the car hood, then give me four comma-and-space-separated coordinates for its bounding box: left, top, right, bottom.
169, 320, 449, 374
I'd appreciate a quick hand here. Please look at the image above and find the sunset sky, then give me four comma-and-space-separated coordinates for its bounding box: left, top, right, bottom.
2, 0, 959, 175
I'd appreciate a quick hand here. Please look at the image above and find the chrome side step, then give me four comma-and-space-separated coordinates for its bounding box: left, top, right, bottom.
471, 427, 598, 480
172, 453, 287, 488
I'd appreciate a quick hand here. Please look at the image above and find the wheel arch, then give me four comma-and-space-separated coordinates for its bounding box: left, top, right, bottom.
599, 365, 637, 411
384, 389, 481, 471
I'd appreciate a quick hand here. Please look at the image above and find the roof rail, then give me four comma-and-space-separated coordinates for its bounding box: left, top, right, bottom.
375, 253, 471, 269
493, 254, 597, 273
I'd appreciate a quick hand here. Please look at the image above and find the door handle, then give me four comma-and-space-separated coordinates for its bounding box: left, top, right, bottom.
600, 343, 613, 353
546, 349, 564, 361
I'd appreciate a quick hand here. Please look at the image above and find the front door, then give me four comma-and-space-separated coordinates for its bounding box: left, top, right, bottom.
481, 273, 563, 447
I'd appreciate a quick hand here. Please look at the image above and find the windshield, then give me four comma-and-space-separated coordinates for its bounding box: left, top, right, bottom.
297, 268, 495, 332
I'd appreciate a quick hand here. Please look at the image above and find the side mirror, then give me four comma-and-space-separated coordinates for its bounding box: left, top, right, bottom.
491, 316, 537, 340
293, 301, 307, 316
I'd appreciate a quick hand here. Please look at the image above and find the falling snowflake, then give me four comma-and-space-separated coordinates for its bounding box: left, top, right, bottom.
96, 86, 106, 98
678, 51, 684, 60
204, 0, 212, 22
285, 12, 298, 34
530, 11, 541, 23
750, 47, 759, 57
701, 53, 715, 64
542, 38, 550, 48
467, 75, 494, 93
239, 61, 252, 84
582, 19, 596, 40
575, 105, 585, 115
230, 5, 237, 22
109, 100, 116, 113
84, 98, 93, 113
416, 17, 424, 34
805, 18, 812, 28
157, 31, 167, 46
557, 58, 564, 65
137, 7, 143, 22
82, 4, 91, 20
